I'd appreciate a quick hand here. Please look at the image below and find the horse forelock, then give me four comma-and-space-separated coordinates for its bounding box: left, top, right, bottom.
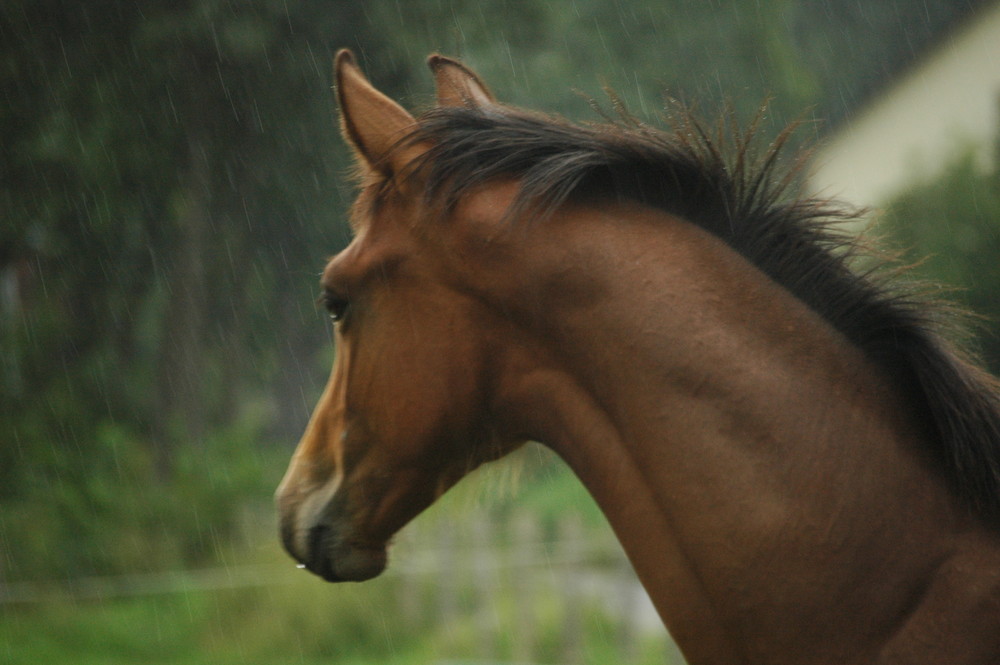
398, 102, 1000, 524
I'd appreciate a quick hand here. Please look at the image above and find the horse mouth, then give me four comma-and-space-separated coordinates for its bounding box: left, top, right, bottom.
301, 524, 388, 583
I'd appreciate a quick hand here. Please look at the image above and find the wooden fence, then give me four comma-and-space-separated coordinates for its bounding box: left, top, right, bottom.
389, 508, 683, 665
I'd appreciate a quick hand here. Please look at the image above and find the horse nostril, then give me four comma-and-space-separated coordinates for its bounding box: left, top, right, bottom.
308, 524, 327, 562
306, 524, 342, 582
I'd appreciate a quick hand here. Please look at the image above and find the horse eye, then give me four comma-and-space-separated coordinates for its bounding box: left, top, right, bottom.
320, 292, 350, 322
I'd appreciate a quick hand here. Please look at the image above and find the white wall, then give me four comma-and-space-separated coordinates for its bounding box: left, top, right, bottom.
808, 2, 1000, 208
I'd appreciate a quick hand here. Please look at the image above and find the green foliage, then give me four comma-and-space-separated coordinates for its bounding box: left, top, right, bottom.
2, 476, 665, 665
881, 141, 1000, 374
1, 417, 279, 583
1, 0, 385, 486
366, 0, 817, 131
2, 1, 993, 663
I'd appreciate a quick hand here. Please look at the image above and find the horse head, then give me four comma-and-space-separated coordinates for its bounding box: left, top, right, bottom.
276, 51, 529, 582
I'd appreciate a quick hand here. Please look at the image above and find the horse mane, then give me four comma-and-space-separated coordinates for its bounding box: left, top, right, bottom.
399, 102, 1000, 523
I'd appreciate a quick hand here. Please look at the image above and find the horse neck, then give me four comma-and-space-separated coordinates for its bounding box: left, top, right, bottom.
488, 202, 974, 664
503, 202, 923, 472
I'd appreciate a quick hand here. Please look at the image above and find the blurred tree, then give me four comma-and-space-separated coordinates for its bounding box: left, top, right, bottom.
1, 1, 395, 480
0, 0, 989, 581
3, 0, 980, 477
880, 128, 1000, 375
365, 0, 818, 130
0, 0, 400, 577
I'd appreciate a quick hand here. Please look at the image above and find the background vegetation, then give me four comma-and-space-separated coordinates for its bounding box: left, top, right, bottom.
882, 143, 1000, 375
2, 1, 997, 663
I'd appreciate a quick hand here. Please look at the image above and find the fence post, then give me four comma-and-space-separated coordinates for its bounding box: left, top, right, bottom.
396, 522, 424, 627
437, 517, 459, 639
473, 516, 498, 659
510, 510, 540, 663
617, 548, 642, 663
560, 514, 584, 665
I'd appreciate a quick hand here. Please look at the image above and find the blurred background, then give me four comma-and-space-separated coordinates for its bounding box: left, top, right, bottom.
2, 1, 999, 663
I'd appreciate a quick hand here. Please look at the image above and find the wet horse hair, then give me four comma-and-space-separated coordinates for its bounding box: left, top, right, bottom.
279, 51, 1000, 663
399, 103, 1000, 521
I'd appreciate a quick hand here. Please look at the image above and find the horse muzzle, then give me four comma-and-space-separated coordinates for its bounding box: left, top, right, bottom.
276, 478, 388, 583
301, 523, 388, 582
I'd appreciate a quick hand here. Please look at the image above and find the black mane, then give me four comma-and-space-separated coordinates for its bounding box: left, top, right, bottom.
402, 103, 1000, 523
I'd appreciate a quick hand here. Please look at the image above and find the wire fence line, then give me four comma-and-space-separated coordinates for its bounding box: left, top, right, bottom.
0, 537, 620, 605
0, 562, 288, 604
3, 513, 679, 664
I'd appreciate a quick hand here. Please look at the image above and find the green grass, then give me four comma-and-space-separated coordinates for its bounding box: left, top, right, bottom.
1, 445, 678, 665
1, 554, 430, 665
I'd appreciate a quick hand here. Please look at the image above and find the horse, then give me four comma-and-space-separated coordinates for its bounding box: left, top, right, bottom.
276, 49, 1000, 664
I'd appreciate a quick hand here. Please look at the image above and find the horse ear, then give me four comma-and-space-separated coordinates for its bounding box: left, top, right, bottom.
428, 54, 496, 109
335, 49, 420, 175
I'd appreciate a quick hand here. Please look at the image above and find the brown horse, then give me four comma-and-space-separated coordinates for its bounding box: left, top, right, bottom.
276, 50, 1000, 664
